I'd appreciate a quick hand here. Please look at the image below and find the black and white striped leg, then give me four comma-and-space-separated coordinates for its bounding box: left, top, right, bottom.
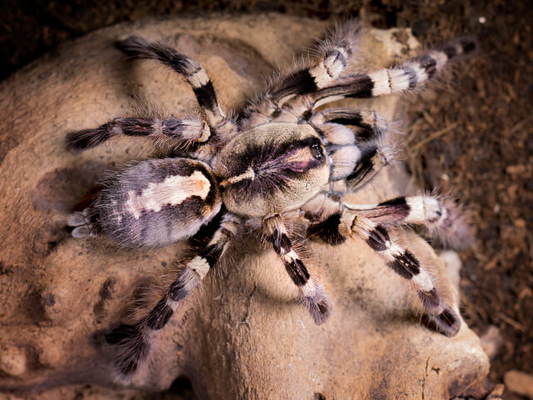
116, 36, 231, 129
309, 37, 477, 109
65, 117, 209, 153
262, 214, 330, 324
105, 214, 239, 381
245, 21, 362, 125
308, 209, 460, 336
344, 195, 472, 249
320, 135, 393, 185
308, 108, 393, 183
349, 214, 460, 335
344, 141, 394, 189
344, 195, 450, 227
310, 108, 388, 142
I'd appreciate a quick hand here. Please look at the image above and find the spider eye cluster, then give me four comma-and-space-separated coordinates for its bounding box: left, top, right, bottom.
280, 137, 326, 174
310, 142, 323, 160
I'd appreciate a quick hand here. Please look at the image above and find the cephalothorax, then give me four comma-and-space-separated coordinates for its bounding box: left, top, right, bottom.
66, 22, 476, 380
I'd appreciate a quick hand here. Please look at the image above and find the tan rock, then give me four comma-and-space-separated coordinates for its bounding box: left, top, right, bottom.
0, 347, 27, 377
0, 13, 491, 399
480, 325, 503, 361
504, 370, 533, 399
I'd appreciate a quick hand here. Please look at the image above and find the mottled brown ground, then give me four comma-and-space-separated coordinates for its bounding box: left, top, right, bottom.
1, 0, 531, 396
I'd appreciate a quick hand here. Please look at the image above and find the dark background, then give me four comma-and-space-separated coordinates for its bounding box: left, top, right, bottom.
1, 0, 531, 394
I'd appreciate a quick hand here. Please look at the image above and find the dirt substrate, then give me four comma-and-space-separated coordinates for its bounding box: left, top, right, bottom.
1, 0, 531, 396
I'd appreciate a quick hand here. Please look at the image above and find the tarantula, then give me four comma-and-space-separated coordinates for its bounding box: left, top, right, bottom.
65, 22, 476, 380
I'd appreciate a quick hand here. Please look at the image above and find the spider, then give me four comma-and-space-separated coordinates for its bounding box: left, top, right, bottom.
65, 21, 476, 381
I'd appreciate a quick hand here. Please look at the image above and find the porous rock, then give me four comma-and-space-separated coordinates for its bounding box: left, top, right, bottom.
0, 13, 491, 399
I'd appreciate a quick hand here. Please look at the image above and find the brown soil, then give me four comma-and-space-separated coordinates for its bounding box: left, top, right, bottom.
1, 0, 531, 395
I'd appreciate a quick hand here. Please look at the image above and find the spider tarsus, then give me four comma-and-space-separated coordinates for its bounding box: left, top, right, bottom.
429, 198, 474, 250
442, 36, 478, 59
65, 127, 112, 153
105, 323, 150, 378
115, 36, 150, 59
304, 290, 331, 325
424, 305, 461, 337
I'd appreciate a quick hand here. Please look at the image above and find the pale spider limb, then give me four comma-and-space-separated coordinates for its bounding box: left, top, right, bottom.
262, 214, 330, 324
65, 117, 210, 153
116, 36, 233, 131
345, 196, 449, 226
105, 213, 240, 381
307, 191, 471, 247
244, 20, 363, 127
307, 206, 460, 336
345, 140, 395, 190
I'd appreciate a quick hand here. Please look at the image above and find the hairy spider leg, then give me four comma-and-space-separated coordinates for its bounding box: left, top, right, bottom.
309, 109, 394, 187
308, 37, 477, 109
344, 195, 451, 228
65, 117, 210, 153
307, 203, 462, 336
311, 195, 467, 242
344, 196, 472, 249
262, 214, 331, 324
310, 108, 388, 142
106, 214, 240, 381
244, 20, 363, 128
65, 35, 243, 154
116, 36, 230, 129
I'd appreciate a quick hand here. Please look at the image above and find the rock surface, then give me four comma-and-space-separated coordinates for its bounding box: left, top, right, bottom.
504, 370, 533, 399
0, 13, 491, 399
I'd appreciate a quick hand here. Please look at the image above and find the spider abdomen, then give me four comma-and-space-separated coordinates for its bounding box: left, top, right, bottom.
90, 158, 221, 248
215, 123, 329, 217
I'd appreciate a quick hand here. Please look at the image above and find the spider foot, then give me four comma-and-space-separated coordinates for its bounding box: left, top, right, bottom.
105, 323, 150, 381
428, 197, 473, 250
301, 279, 331, 325
67, 209, 96, 238
423, 305, 461, 337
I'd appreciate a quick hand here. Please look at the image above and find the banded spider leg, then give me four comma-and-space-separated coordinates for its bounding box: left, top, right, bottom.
106, 213, 240, 379
307, 194, 464, 336
262, 214, 331, 324
65, 35, 237, 156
